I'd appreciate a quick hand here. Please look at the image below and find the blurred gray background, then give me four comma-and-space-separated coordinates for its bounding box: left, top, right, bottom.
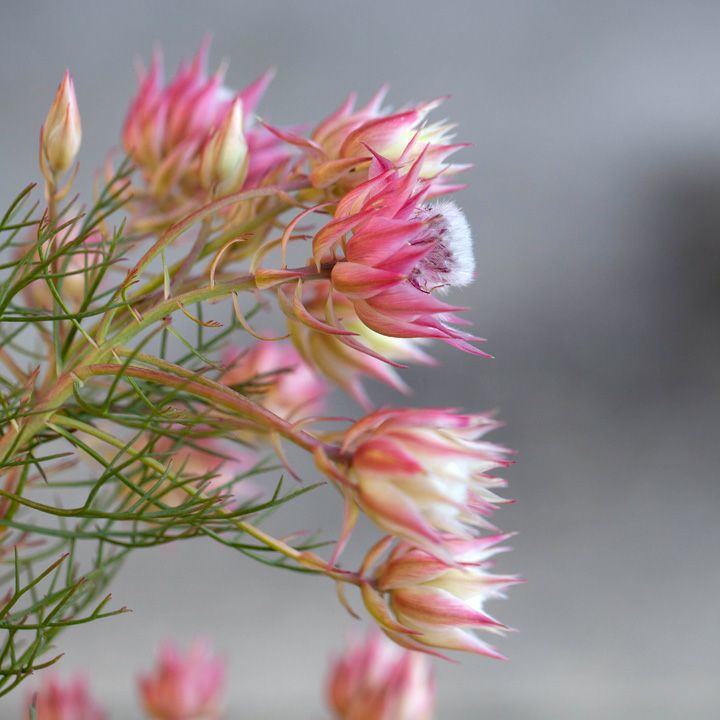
1, 1, 719, 717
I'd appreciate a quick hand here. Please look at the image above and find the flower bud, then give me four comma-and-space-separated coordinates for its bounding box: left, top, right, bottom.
26, 674, 105, 720
327, 632, 434, 720
329, 408, 512, 558
42, 71, 82, 176
139, 641, 225, 720
362, 536, 520, 659
199, 98, 248, 194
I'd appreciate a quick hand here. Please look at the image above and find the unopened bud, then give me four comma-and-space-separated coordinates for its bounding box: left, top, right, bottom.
42, 71, 82, 176
199, 98, 248, 193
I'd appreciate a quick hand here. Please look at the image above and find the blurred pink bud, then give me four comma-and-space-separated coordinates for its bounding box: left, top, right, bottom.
139, 641, 225, 720
221, 341, 325, 420
123, 41, 287, 204
327, 632, 434, 720
362, 536, 520, 659
333, 408, 512, 557
199, 98, 249, 193
42, 71, 82, 176
26, 674, 105, 720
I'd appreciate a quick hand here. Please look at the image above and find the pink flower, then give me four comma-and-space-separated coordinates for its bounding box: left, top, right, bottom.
41, 70, 81, 178
221, 341, 325, 420
123, 40, 288, 205
139, 641, 225, 720
289, 149, 486, 356
331, 408, 512, 557
266, 88, 466, 195
327, 631, 434, 720
361, 535, 520, 659
287, 281, 433, 409
26, 674, 105, 720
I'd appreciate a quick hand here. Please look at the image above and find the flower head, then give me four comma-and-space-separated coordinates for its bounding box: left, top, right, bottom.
221, 341, 325, 420
139, 641, 225, 720
123, 40, 287, 207
26, 674, 105, 720
288, 281, 433, 408
294, 150, 485, 356
361, 535, 519, 659
332, 408, 512, 557
327, 631, 434, 720
267, 89, 467, 195
41, 71, 82, 178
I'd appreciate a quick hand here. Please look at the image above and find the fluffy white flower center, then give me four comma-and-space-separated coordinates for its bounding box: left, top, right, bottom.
410, 201, 475, 293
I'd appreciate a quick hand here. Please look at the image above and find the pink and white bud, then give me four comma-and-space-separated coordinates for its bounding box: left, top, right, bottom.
362, 536, 519, 659
287, 281, 433, 409
26, 674, 105, 720
199, 98, 249, 194
139, 641, 225, 720
221, 341, 325, 420
332, 408, 512, 557
41, 71, 82, 177
327, 631, 434, 720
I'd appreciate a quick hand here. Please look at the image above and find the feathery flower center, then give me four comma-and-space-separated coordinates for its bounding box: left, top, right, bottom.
409, 201, 474, 294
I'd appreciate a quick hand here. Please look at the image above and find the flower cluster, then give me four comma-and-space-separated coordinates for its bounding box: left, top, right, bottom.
28, 636, 434, 720
0, 37, 520, 707
26, 642, 224, 720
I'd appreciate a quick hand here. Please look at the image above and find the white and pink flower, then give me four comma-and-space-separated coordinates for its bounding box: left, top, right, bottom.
333, 408, 512, 557
139, 641, 225, 720
327, 631, 434, 720
361, 535, 519, 659
285, 149, 485, 356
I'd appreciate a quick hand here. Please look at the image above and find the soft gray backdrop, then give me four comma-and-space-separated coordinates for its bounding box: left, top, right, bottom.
1, 1, 719, 717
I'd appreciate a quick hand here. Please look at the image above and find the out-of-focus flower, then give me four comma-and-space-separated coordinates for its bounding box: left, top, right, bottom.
139, 641, 225, 720
26, 674, 105, 720
327, 631, 434, 720
287, 150, 485, 357
41, 71, 82, 178
23, 226, 104, 312
361, 535, 519, 659
329, 408, 511, 556
288, 281, 433, 409
221, 341, 325, 420
266, 88, 466, 196
122, 40, 288, 207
